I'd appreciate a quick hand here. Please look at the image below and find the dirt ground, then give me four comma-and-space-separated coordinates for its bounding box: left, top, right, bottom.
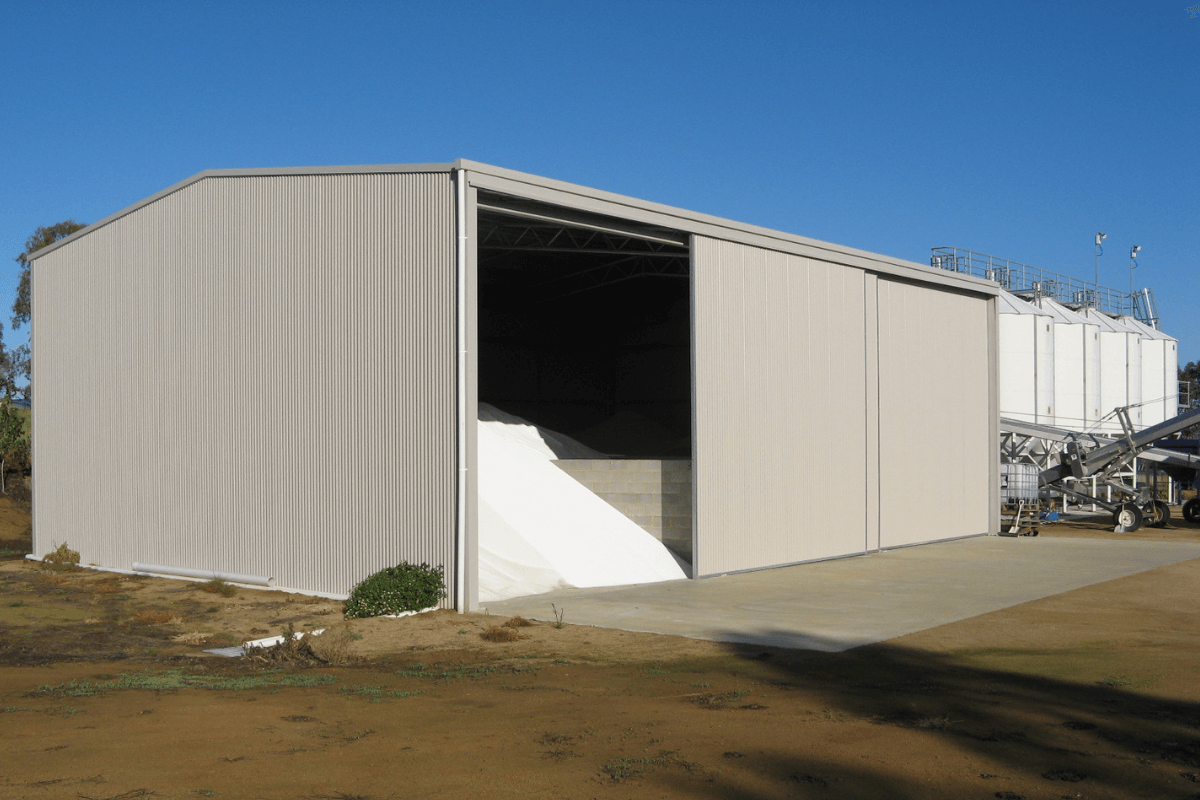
3, 501, 1200, 799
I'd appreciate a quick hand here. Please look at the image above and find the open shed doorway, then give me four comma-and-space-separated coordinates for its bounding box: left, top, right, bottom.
473, 193, 695, 602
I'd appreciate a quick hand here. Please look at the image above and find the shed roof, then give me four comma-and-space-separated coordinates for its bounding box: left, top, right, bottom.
26, 160, 999, 297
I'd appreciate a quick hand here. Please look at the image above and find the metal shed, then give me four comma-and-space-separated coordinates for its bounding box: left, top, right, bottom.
27, 161, 1000, 609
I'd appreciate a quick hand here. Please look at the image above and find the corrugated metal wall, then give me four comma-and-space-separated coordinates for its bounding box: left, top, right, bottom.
876, 278, 993, 547
33, 172, 458, 599
692, 237, 869, 576
692, 238, 994, 576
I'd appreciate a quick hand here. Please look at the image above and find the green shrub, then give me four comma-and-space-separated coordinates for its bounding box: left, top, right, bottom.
343, 562, 446, 619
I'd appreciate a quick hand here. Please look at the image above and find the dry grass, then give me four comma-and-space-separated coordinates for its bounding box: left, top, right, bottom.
171, 631, 212, 644
239, 623, 351, 665
307, 626, 358, 665
41, 543, 80, 570
309, 604, 340, 616
134, 609, 182, 625
481, 626, 529, 643
79, 789, 154, 800
198, 578, 237, 598
244, 636, 312, 665
503, 616, 535, 628
89, 578, 124, 595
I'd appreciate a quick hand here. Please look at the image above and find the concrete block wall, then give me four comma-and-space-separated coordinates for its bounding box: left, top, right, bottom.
553, 459, 693, 562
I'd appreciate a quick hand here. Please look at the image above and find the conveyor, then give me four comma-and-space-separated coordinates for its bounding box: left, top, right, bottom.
1000, 406, 1200, 532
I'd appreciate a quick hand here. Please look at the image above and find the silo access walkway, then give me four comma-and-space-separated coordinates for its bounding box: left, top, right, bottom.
481, 535, 1200, 652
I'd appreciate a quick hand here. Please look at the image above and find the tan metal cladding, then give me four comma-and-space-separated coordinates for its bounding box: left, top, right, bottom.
692, 237, 869, 576
876, 278, 993, 547
693, 237, 994, 576
33, 172, 458, 599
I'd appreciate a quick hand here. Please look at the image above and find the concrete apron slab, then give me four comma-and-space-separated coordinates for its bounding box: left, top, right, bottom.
481, 536, 1200, 652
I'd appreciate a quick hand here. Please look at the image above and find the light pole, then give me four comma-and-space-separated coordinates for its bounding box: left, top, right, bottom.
1129, 245, 1141, 302
1094, 232, 1107, 288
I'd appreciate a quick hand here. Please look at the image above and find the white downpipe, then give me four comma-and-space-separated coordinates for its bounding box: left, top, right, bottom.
454, 169, 469, 611
131, 562, 274, 587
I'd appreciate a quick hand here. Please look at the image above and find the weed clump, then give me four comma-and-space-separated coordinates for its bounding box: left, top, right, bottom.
306, 626, 358, 666
244, 624, 359, 666
395, 661, 528, 681
481, 626, 528, 642
599, 751, 688, 783
29, 669, 339, 695
41, 543, 80, 569
689, 690, 748, 709
198, 578, 237, 598
134, 609, 182, 625
343, 562, 445, 619
503, 616, 534, 628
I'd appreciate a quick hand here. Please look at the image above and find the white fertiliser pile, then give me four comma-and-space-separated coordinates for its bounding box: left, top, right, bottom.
477, 403, 689, 603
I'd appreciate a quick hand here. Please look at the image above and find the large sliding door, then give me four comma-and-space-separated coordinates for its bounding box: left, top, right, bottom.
692, 236, 869, 576
692, 238, 995, 576
876, 278, 993, 547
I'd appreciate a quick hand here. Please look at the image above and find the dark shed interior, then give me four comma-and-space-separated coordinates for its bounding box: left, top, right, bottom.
476, 195, 693, 457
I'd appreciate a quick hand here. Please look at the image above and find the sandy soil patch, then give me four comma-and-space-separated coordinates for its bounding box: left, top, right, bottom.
3, 499, 1200, 799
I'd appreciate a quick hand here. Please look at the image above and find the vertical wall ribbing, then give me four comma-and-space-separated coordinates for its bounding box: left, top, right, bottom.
863, 274, 880, 552
692, 238, 993, 574
876, 278, 992, 546
32, 173, 457, 600
692, 236, 868, 576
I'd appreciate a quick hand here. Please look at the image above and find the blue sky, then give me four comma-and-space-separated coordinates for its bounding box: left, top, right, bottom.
3, 0, 1197, 362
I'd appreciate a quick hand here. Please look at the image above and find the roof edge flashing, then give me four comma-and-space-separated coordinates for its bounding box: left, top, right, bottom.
457, 160, 998, 296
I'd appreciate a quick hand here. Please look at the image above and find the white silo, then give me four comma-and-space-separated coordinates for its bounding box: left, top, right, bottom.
1120, 316, 1179, 427
1105, 312, 1144, 430
1029, 297, 1101, 432
997, 289, 1055, 424
1079, 307, 1140, 434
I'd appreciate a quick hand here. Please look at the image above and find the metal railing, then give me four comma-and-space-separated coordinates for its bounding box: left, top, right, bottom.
1181, 381, 1200, 411
930, 246, 1160, 328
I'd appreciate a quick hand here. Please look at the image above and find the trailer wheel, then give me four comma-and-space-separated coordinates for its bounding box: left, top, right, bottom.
1148, 501, 1171, 528
1112, 503, 1143, 533
1184, 499, 1200, 523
